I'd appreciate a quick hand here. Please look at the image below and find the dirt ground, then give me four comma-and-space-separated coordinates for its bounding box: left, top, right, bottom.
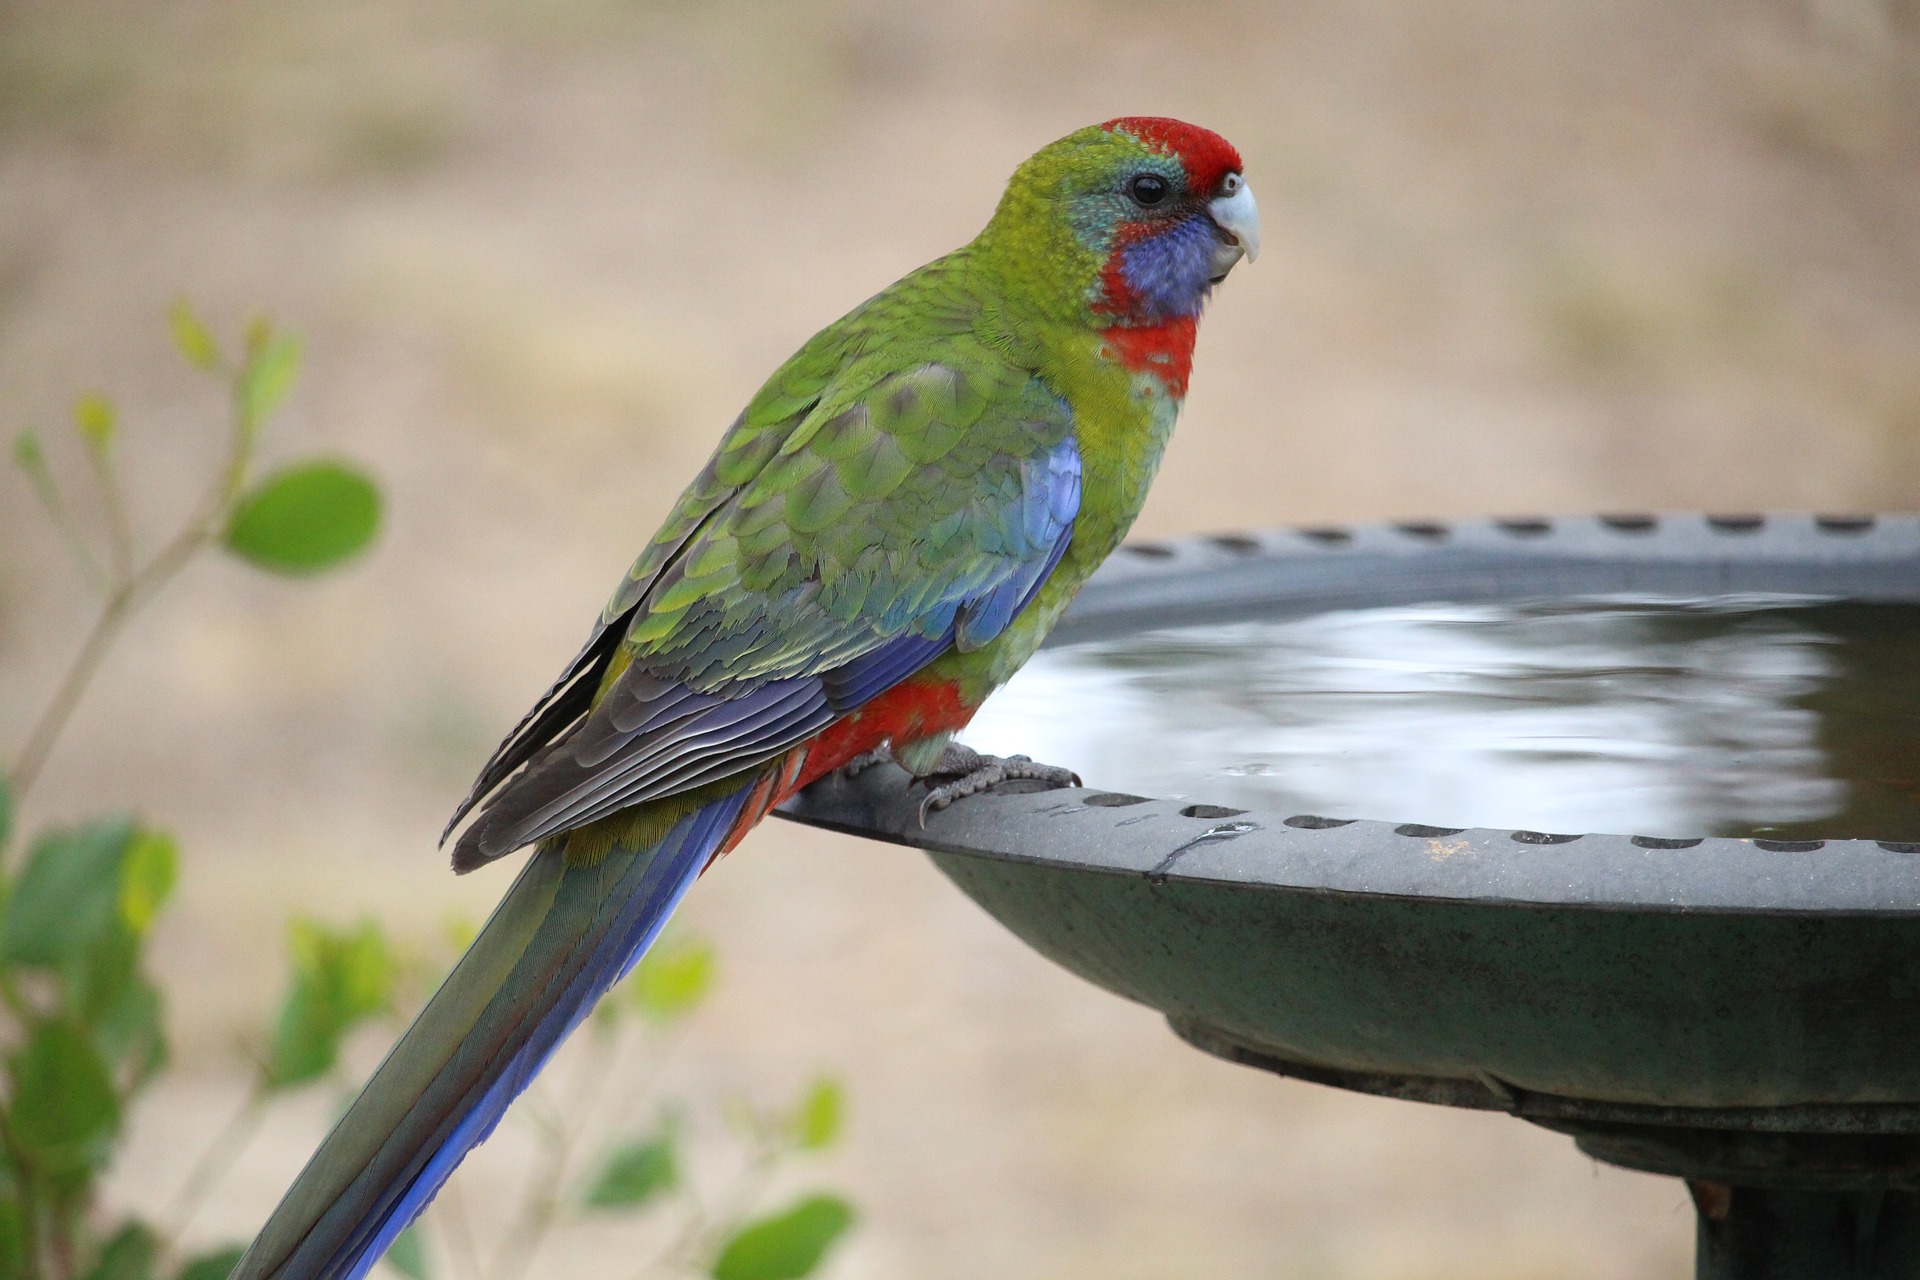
3, 1, 1917, 1276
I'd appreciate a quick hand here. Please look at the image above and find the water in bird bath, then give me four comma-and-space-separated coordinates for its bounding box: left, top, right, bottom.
961, 595, 1920, 840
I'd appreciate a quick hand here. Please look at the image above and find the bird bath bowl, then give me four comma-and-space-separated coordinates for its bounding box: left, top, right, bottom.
776, 514, 1920, 1279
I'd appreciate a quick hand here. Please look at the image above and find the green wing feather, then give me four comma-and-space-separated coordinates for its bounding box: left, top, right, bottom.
601, 254, 1074, 692
449, 252, 1079, 864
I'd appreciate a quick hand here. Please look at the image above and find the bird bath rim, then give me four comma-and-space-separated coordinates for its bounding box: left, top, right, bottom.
785, 511, 1920, 904
777, 514, 1920, 1273
775, 513, 1920, 1136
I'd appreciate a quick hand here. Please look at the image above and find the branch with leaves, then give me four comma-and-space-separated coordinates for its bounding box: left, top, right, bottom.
394, 934, 856, 1280
1, 304, 383, 1280
0, 306, 859, 1280
9, 305, 378, 806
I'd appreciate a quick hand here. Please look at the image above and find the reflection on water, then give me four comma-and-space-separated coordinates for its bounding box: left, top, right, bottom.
962, 597, 1920, 839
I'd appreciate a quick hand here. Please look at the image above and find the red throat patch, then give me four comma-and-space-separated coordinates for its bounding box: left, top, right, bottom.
1102, 117, 1242, 194
1100, 316, 1198, 398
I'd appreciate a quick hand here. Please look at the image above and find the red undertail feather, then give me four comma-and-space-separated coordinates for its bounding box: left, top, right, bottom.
794, 678, 975, 793
703, 678, 975, 873
713, 758, 804, 861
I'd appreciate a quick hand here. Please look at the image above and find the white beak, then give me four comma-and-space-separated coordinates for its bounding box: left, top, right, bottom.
1206, 177, 1261, 282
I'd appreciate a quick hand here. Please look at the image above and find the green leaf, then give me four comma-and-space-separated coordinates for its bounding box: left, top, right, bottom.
224, 459, 381, 576
792, 1077, 844, 1151
175, 1245, 247, 1280
238, 332, 301, 429
583, 1136, 678, 1210
243, 315, 273, 361
329, 921, 398, 1019
383, 1225, 429, 1280
11, 430, 46, 473
265, 918, 397, 1089
711, 1196, 854, 1280
7, 1019, 120, 1175
266, 982, 335, 1087
0, 1195, 27, 1279
168, 300, 222, 372
442, 915, 478, 952
83, 1221, 159, 1280
82, 934, 166, 1084
626, 935, 716, 1023
118, 829, 178, 935
1, 819, 136, 969
74, 393, 117, 457
100, 977, 166, 1084
0, 820, 171, 1073
72, 918, 137, 1019
0, 772, 13, 853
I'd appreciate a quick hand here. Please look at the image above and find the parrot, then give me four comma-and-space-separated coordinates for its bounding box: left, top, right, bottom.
234, 116, 1259, 1280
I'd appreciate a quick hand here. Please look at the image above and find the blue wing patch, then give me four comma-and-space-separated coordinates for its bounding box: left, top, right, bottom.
824, 431, 1079, 700
955, 433, 1081, 650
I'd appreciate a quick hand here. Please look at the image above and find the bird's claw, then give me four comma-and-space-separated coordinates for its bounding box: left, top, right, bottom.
838, 745, 895, 778
916, 746, 1081, 827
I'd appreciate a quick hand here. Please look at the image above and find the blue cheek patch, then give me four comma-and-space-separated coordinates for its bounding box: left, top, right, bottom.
1120, 214, 1219, 319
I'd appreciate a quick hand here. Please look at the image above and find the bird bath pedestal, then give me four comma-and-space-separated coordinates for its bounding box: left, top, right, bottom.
777, 515, 1920, 1280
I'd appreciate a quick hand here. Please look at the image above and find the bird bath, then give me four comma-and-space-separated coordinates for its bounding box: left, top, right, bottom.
775, 513, 1920, 1279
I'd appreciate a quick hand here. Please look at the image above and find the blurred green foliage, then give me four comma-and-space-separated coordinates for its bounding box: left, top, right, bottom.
226, 462, 383, 576
427, 934, 857, 1280
265, 920, 398, 1089
585, 1136, 680, 1210
625, 934, 718, 1023
792, 1080, 844, 1153
2, 308, 856, 1280
711, 1197, 855, 1280
2, 305, 386, 1280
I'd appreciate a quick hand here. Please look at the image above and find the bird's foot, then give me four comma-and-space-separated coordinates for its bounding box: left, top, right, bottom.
917, 743, 1081, 827
838, 745, 895, 778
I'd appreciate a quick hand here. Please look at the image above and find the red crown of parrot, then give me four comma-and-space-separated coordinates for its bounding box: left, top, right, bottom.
1102, 117, 1243, 194
1088, 118, 1244, 395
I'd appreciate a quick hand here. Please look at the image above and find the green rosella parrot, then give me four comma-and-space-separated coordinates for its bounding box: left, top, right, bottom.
236, 116, 1258, 1280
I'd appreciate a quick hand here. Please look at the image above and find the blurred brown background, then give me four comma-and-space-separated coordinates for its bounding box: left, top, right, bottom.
3, 0, 1917, 1276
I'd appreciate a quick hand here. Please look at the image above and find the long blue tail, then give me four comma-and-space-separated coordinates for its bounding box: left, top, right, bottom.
235, 789, 752, 1280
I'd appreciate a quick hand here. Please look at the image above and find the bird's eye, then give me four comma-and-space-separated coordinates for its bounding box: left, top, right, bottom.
1220, 172, 1243, 196
1127, 173, 1170, 207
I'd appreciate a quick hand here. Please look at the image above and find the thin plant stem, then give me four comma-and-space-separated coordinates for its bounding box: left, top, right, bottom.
48, 1194, 79, 1280
84, 445, 135, 584
485, 1118, 568, 1280
596, 1025, 681, 1144
563, 1022, 631, 1164
9, 369, 258, 807
632, 1123, 786, 1280
9, 584, 138, 803
19, 455, 105, 592
698, 1140, 785, 1258
163, 1087, 269, 1246
485, 1018, 656, 1280
439, 1175, 486, 1280
486, 1030, 622, 1280
0, 1108, 45, 1280
662, 1158, 777, 1280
